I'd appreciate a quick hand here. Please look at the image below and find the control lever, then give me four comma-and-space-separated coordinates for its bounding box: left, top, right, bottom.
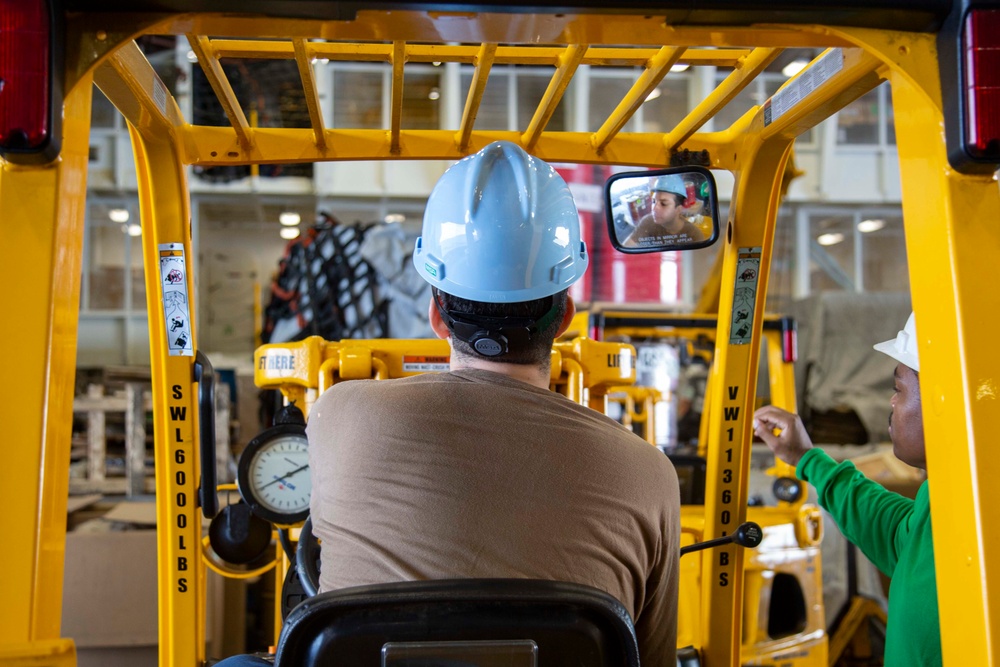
680, 521, 763, 556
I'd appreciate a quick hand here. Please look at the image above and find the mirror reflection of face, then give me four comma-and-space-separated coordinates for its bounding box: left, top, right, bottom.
651, 191, 681, 230
607, 169, 719, 252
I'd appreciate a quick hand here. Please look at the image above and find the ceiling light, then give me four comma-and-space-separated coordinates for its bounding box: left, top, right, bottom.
857, 219, 885, 233
280, 227, 301, 240
644, 88, 662, 102
279, 211, 301, 226
432, 61, 442, 67
817, 232, 844, 246
186, 50, 198, 63
313, 57, 330, 65
384, 213, 406, 224
782, 59, 809, 78
428, 88, 440, 101
126, 223, 142, 237
670, 63, 689, 73
109, 208, 130, 223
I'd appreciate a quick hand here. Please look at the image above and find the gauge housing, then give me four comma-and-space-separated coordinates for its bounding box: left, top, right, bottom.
237, 421, 311, 525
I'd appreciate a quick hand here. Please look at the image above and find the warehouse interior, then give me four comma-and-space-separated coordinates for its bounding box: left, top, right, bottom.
52, 26, 927, 667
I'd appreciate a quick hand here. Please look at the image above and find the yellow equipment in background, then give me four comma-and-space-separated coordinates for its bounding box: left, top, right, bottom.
253, 335, 637, 412
607, 386, 663, 446
591, 309, 827, 663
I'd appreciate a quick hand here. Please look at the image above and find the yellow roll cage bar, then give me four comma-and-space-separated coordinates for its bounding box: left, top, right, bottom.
2, 2, 999, 665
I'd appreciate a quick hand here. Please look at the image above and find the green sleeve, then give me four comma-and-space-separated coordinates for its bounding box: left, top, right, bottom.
796, 448, 915, 578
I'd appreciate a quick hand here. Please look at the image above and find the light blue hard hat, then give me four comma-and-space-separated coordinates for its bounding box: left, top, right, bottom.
413, 141, 589, 303
652, 174, 687, 198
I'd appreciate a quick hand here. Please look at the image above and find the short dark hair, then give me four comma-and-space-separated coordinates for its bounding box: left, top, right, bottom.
435, 288, 569, 366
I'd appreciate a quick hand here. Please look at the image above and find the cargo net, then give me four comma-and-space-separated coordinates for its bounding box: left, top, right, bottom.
262, 213, 388, 344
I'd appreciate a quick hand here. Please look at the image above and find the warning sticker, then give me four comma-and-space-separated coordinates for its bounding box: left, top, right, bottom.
763, 48, 844, 127
153, 78, 168, 116
729, 247, 762, 345
402, 355, 450, 373
159, 243, 194, 357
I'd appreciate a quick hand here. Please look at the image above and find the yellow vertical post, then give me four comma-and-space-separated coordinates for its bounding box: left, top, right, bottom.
250, 109, 260, 179
0, 78, 93, 663
254, 279, 263, 349
129, 124, 207, 667
699, 124, 793, 666
824, 25, 1000, 663
889, 50, 1000, 667
274, 547, 289, 645
765, 331, 798, 480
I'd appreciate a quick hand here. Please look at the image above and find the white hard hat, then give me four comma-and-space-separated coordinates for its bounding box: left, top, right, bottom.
873, 312, 919, 372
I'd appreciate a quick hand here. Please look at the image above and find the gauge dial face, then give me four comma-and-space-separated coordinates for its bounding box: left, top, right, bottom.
238, 428, 312, 524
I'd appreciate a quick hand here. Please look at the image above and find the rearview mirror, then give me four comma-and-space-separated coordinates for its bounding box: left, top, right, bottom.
604, 167, 720, 253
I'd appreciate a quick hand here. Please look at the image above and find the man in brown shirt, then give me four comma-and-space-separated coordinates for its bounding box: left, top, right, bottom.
308, 141, 681, 666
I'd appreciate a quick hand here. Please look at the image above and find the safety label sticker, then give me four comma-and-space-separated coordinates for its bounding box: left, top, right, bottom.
763, 48, 843, 127
729, 247, 762, 345
159, 243, 194, 357
402, 355, 450, 373
153, 78, 168, 116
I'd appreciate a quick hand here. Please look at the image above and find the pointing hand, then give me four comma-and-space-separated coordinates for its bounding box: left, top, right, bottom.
752, 405, 813, 467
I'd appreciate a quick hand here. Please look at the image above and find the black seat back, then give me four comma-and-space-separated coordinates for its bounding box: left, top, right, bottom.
275, 579, 640, 667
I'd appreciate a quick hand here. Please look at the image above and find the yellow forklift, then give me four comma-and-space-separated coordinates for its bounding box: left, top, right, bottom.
592, 308, 887, 664
2, 1, 999, 666
592, 309, 827, 663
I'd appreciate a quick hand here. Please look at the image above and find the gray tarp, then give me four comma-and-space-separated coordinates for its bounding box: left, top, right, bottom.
786, 291, 912, 443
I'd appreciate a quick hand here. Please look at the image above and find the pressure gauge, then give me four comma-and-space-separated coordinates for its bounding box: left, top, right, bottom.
238, 406, 312, 525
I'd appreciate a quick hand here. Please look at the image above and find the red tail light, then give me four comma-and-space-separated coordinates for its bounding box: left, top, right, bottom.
780, 318, 797, 364
963, 8, 1000, 160
0, 0, 52, 156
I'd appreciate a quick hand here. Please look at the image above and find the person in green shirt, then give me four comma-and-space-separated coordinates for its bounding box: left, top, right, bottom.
752, 312, 940, 667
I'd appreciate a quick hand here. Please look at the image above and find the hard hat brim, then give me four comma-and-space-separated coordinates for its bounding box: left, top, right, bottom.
872, 338, 919, 372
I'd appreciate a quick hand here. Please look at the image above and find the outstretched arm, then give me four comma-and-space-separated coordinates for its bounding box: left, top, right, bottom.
752, 405, 915, 576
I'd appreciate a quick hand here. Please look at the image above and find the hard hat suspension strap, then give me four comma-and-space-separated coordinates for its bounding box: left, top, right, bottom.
433, 289, 558, 358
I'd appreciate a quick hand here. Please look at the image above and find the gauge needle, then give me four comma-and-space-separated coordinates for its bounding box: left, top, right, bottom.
260, 463, 309, 490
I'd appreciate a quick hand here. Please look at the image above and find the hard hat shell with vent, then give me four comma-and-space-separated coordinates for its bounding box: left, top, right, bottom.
413, 141, 589, 303
652, 173, 687, 198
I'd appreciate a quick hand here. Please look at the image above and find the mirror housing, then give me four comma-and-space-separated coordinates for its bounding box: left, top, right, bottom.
604, 166, 721, 253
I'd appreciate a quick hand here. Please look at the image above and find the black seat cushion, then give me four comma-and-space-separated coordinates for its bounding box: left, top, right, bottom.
275, 579, 640, 667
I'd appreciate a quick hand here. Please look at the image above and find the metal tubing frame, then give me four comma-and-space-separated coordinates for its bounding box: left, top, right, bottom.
842, 27, 1000, 667
130, 124, 208, 667
6, 7, 1000, 666
456, 43, 498, 151
521, 43, 587, 150
592, 46, 685, 152
292, 38, 328, 151
94, 41, 209, 666
699, 117, 795, 665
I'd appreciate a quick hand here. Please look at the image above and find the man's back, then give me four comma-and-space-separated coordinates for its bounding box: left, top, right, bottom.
307, 368, 680, 665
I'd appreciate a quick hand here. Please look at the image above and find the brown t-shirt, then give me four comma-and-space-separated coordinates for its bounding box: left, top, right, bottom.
307, 368, 680, 666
